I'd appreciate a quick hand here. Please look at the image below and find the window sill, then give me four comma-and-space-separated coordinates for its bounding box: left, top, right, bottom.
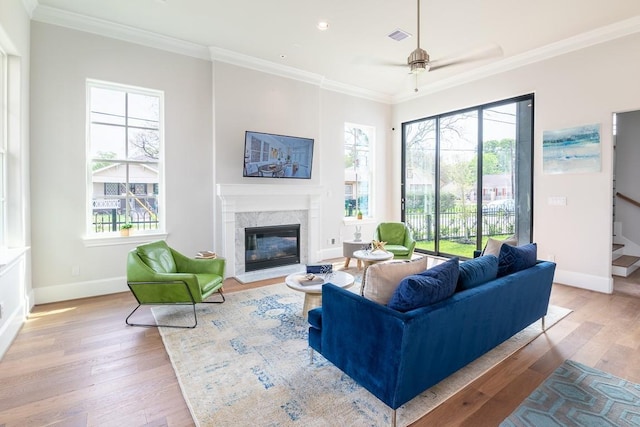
82, 232, 168, 248
343, 218, 377, 226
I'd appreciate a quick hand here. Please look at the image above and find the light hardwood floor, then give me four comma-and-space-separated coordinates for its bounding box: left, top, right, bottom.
0, 271, 639, 426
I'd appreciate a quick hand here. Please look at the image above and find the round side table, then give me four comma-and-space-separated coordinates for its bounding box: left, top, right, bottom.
343, 240, 370, 269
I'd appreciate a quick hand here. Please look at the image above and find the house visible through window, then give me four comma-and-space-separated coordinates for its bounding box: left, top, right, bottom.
344, 123, 373, 218
87, 80, 164, 235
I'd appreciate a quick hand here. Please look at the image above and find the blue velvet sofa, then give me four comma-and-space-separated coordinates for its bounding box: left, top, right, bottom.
307, 259, 556, 423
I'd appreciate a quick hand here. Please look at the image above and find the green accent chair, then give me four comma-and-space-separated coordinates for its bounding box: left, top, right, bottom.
373, 222, 416, 260
126, 240, 226, 328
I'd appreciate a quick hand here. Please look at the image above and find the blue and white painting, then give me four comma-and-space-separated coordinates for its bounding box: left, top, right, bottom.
543, 124, 601, 174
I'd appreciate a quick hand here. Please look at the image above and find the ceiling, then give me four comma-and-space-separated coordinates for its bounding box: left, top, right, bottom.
31, 0, 640, 102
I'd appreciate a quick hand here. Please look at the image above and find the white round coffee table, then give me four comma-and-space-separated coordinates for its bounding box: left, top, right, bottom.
353, 249, 394, 295
285, 270, 355, 318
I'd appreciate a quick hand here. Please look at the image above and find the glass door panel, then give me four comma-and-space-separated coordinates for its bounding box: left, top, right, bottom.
438, 111, 478, 258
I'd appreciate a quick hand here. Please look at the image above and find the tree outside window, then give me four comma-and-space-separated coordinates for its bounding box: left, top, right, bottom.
87, 80, 164, 235
344, 123, 373, 218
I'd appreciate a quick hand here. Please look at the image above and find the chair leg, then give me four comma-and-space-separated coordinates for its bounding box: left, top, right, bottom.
125, 303, 198, 329
309, 348, 314, 364
203, 288, 226, 304
391, 408, 397, 427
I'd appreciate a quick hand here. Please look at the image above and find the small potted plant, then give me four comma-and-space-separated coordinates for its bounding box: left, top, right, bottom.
357, 210, 363, 220
120, 223, 133, 237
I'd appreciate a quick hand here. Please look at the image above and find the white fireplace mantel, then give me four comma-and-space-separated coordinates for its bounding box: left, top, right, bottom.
217, 183, 324, 277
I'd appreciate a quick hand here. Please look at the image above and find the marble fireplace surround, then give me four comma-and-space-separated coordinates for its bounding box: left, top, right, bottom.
217, 184, 323, 278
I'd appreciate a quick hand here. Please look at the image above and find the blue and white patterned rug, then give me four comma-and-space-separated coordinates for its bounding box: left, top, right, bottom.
501, 360, 640, 426
154, 283, 570, 427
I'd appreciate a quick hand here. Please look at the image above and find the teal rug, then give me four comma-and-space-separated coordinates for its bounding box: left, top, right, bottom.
502, 360, 640, 426
155, 283, 570, 426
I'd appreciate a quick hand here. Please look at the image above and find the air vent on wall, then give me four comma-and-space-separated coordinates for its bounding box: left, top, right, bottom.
388, 29, 411, 42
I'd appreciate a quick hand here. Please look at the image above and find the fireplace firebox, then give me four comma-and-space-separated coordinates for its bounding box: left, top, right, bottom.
244, 224, 301, 272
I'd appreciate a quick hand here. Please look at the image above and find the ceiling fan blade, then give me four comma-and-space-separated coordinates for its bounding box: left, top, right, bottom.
429, 44, 503, 71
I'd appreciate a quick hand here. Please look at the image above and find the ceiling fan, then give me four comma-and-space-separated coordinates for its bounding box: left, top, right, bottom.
404, 0, 503, 90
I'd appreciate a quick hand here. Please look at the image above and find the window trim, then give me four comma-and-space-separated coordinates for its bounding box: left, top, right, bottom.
85, 79, 165, 240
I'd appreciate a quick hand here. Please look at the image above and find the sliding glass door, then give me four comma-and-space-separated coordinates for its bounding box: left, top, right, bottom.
402, 95, 533, 258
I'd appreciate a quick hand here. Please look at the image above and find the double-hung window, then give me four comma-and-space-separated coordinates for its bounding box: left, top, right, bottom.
344, 123, 374, 219
87, 80, 164, 236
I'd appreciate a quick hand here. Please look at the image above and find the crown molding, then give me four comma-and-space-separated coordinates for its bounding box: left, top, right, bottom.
31, 5, 210, 60
393, 15, 640, 103
21, 0, 38, 18
209, 46, 392, 104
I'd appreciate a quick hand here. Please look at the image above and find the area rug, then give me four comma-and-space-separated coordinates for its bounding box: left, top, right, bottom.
154, 284, 571, 427
501, 359, 640, 426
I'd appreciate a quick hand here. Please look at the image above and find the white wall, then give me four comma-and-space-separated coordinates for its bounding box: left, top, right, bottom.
212, 62, 391, 261
30, 22, 213, 303
393, 33, 640, 293
0, 0, 32, 358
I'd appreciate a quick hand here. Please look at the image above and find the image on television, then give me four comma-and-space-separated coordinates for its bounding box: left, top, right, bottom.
243, 131, 314, 179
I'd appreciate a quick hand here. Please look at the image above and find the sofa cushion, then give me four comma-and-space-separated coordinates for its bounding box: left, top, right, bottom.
457, 255, 499, 291
136, 240, 177, 273
482, 235, 517, 257
363, 256, 428, 305
387, 257, 459, 312
498, 243, 537, 277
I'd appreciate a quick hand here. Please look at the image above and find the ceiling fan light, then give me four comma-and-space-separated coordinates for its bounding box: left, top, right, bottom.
410, 62, 429, 74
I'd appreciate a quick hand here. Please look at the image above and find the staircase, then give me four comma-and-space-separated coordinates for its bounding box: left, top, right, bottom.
612, 243, 640, 277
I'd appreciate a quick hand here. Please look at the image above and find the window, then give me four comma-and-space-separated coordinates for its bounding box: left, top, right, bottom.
0, 50, 6, 247
344, 123, 373, 218
87, 80, 164, 235
402, 95, 533, 258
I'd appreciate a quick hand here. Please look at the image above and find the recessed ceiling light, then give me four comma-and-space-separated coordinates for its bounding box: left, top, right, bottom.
279, 54, 287, 59
317, 21, 329, 31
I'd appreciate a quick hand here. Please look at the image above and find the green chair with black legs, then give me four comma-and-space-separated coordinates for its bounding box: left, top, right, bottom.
126, 240, 225, 328
373, 222, 416, 260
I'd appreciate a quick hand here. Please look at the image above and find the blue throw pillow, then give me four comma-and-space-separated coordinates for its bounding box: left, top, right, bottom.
388, 257, 459, 312
497, 243, 537, 277
457, 255, 499, 291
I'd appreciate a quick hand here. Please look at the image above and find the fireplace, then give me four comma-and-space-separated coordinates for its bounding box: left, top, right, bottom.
244, 224, 301, 272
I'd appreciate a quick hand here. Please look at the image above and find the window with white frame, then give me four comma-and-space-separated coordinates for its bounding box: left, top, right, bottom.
344, 123, 373, 218
0, 50, 6, 247
87, 80, 164, 235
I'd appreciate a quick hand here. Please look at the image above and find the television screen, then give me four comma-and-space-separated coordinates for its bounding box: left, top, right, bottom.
243, 131, 314, 179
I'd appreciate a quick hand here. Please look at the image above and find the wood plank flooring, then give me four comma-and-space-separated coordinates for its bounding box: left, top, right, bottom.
0, 271, 639, 426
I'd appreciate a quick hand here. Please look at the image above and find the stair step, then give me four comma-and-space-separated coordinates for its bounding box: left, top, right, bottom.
612, 243, 624, 252
612, 255, 640, 268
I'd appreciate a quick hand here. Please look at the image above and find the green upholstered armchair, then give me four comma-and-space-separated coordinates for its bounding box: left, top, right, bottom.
373, 222, 416, 260
126, 240, 226, 328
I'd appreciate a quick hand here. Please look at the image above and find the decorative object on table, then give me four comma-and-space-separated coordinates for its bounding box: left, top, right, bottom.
296, 273, 324, 286
306, 264, 333, 274
353, 225, 362, 241
155, 283, 570, 427
120, 223, 133, 237
543, 123, 601, 174
196, 250, 217, 259
501, 359, 640, 426
371, 239, 387, 252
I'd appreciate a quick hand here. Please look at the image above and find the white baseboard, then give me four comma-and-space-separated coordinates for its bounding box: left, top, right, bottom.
0, 304, 27, 360
553, 268, 613, 294
34, 276, 128, 305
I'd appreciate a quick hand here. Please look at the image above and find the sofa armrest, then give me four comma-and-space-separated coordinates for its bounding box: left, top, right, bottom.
172, 248, 226, 276
319, 283, 409, 408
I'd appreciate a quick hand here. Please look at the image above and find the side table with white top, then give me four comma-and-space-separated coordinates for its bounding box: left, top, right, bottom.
285, 270, 355, 318
353, 249, 394, 296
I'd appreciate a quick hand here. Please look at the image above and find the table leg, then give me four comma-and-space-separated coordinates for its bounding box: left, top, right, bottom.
344, 257, 351, 268
303, 293, 322, 318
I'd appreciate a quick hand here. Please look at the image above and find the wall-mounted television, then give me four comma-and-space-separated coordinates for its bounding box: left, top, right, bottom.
243, 131, 314, 179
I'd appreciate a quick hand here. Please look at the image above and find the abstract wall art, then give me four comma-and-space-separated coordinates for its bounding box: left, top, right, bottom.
543, 123, 601, 174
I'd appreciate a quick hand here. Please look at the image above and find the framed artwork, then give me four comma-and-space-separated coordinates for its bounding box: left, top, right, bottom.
543, 123, 601, 174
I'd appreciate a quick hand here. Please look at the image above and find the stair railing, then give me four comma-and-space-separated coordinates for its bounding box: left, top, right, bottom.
616, 192, 640, 209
